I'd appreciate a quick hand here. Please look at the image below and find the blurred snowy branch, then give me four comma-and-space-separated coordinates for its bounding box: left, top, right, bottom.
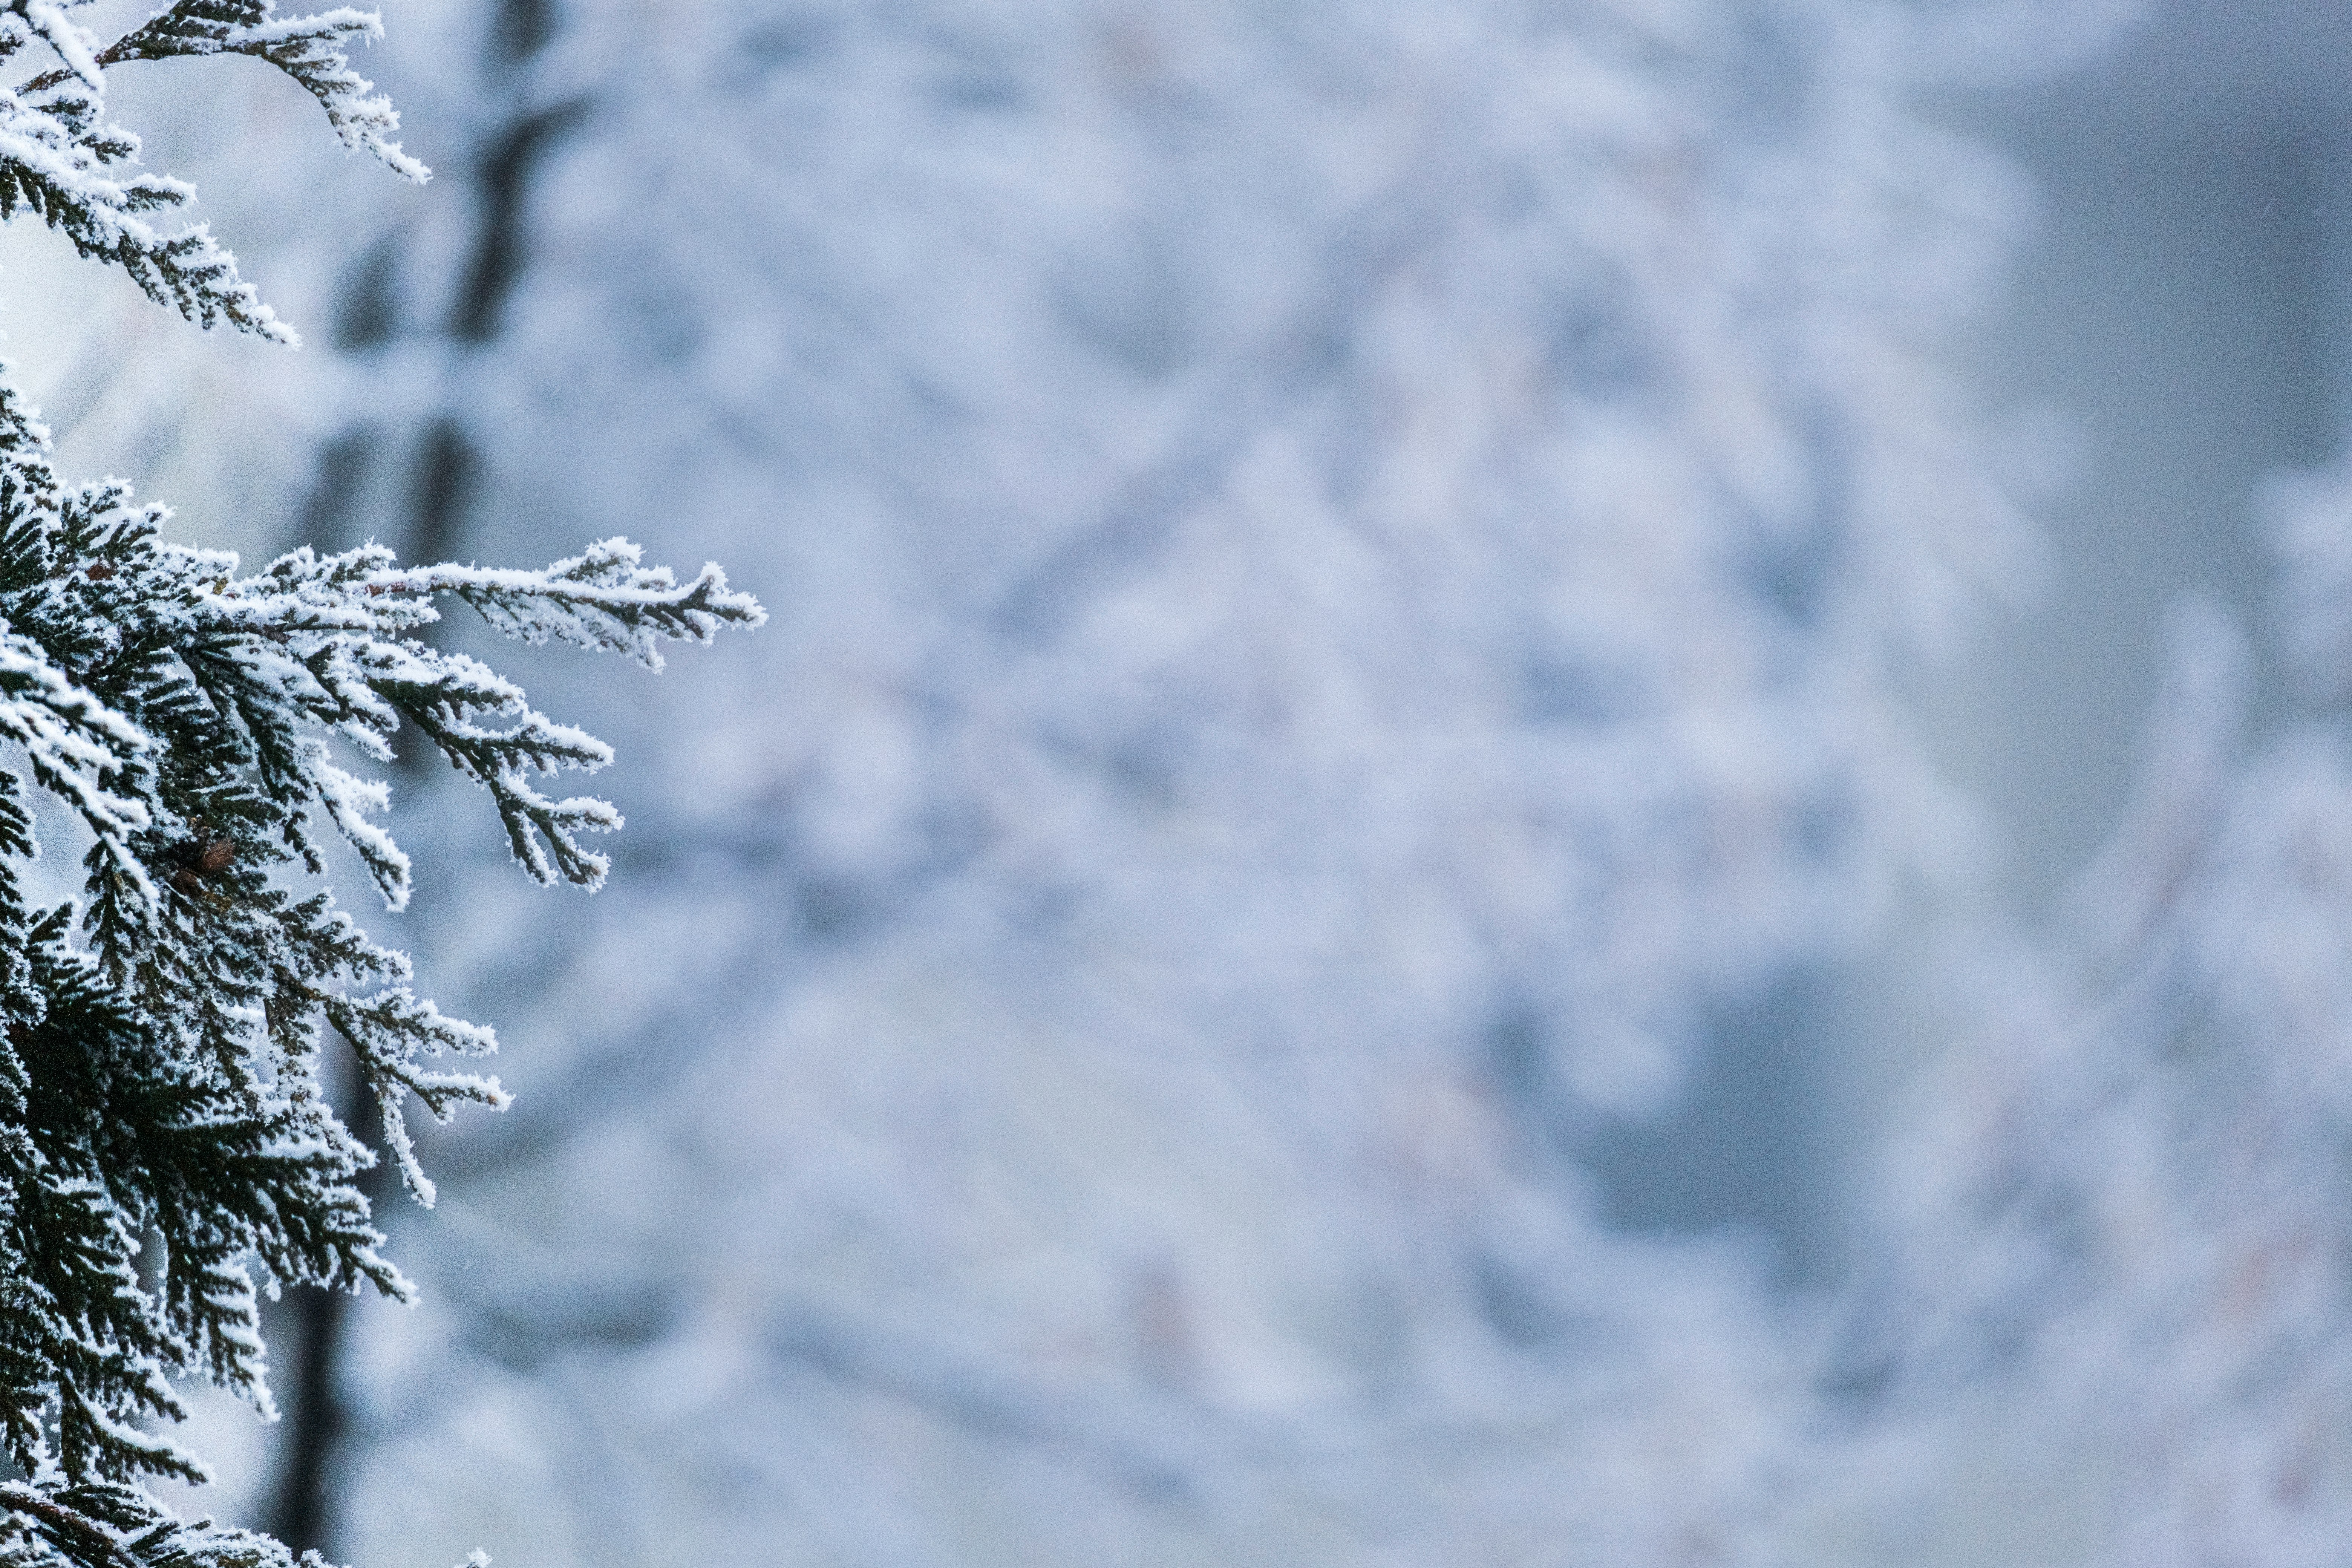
93, 2, 2352, 1568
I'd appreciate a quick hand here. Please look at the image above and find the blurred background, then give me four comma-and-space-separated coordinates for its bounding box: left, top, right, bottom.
14, 0, 2352, 1563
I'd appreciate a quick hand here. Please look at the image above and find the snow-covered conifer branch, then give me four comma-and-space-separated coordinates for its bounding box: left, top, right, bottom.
0, 80, 288, 341
370, 538, 768, 672
93, 2, 428, 183
0, 369, 755, 1565
0, 0, 430, 346
0, 14, 758, 1568
1, 1478, 336, 1568
9, 3, 101, 92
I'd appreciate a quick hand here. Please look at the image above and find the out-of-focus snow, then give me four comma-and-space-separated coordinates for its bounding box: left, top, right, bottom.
292, 3, 2046, 1562
61, 1, 2352, 1566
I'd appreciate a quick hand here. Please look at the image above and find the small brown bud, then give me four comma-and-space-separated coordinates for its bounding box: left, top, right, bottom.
84, 562, 114, 581
195, 838, 234, 875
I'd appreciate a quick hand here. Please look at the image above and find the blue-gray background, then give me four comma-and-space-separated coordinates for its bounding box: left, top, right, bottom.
13, 2, 2352, 1563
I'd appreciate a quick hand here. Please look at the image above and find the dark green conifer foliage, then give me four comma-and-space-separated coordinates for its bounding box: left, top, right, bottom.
0, 6, 764, 1565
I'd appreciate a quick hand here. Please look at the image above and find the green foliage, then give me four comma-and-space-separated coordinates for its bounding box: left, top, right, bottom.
0, 9, 764, 1566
